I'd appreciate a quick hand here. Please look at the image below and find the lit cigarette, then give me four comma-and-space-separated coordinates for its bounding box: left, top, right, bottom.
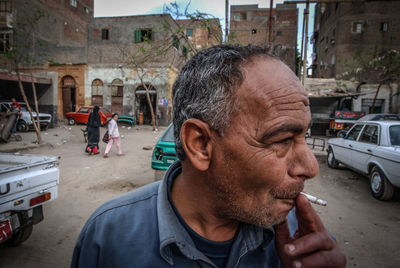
300, 192, 327, 206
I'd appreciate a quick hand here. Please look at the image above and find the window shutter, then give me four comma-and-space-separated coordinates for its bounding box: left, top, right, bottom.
134, 29, 141, 43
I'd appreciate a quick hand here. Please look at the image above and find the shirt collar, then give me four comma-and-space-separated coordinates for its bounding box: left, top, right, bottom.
157, 160, 275, 265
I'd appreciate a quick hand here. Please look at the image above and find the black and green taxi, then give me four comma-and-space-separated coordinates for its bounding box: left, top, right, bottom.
151, 124, 178, 170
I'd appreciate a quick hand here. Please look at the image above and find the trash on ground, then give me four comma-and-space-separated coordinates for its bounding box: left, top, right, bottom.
143, 146, 153, 150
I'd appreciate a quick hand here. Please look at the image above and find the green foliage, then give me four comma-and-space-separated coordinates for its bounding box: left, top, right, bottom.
1, 7, 48, 68
47, 59, 62, 66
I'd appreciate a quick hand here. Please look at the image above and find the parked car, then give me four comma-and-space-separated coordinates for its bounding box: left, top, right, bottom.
0, 101, 52, 132
65, 106, 111, 126
151, 124, 178, 170
327, 119, 400, 200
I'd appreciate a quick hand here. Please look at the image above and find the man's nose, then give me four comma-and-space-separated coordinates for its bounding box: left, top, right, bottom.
288, 140, 319, 180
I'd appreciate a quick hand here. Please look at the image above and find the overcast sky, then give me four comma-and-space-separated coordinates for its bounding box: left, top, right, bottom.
94, 0, 314, 64
94, 0, 287, 18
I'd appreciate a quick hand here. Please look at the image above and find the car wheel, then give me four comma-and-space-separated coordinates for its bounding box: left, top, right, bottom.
17, 120, 29, 132
369, 166, 394, 201
68, 118, 75, 125
4, 225, 33, 247
327, 148, 339, 169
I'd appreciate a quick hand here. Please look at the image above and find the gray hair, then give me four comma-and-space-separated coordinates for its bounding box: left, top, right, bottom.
172, 45, 279, 160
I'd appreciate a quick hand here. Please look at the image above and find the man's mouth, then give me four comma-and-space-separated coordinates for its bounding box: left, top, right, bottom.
275, 191, 302, 200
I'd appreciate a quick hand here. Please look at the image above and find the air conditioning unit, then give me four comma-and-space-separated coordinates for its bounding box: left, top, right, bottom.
0, 13, 14, 29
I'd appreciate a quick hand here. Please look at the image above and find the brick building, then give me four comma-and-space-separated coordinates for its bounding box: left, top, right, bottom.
175, 18, 222, 50
0, 0, 94, 122
87, 14, 190, 126
229, 4, 298, 71
311, 0, 400, 78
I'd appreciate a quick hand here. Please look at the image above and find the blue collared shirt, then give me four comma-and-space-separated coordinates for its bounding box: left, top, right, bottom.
71, 161, 299, 267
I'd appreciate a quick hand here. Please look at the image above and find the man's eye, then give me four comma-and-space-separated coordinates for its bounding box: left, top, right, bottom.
276, 137, 292, 144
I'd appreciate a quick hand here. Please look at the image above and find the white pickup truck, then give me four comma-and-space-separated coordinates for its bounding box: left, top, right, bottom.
0, 153, 59, 246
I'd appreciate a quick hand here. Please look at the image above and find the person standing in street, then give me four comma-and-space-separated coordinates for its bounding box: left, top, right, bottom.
86, 106, 101, 155
10, 98, 21, 111
104, 113, 123, 158
10, 98, 21, 133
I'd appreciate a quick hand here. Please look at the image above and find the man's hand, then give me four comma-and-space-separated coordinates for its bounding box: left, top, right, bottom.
274, 194, 346, 268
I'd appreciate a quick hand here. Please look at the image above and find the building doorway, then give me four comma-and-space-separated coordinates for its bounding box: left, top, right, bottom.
362, 99, 384, 114
135, 85, 156, 125
91, 79, 104, 107
62, 76, 76, 116
111, 78, 123, 113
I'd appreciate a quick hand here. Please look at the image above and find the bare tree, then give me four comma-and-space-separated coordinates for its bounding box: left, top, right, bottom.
119, 2, 223, 130
1, 8, 46, 143
339, 47, 400, 113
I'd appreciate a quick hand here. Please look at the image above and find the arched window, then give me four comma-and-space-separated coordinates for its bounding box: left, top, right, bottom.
91, 79, 103, 95
111, 79, 123, 113
91, 79, 104, 107
111, 78, 123, 97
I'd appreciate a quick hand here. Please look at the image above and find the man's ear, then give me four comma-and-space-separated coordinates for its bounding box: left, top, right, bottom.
180, 119, 213, 171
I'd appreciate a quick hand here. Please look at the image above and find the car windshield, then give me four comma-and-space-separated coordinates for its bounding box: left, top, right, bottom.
161, 125, 174, 142
79, 108, 90, 113
389, 125, 400, 146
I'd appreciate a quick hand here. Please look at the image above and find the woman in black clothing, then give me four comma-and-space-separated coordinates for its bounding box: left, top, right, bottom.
86, 106, 101, 155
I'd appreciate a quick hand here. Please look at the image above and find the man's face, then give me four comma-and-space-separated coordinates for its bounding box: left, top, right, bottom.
208, 57, 319, 228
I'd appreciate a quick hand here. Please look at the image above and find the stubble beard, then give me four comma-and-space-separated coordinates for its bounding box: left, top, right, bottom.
209, 179, 289, 228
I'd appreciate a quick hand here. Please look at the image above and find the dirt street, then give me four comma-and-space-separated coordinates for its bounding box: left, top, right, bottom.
1, 125, 400, 268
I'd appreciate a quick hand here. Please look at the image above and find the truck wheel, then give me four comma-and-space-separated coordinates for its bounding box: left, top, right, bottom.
17, 120, 28, 132
327, 148, 339, 169
370, 166, 394, 201
4, 225, 33, 247
68, 118, 75, 125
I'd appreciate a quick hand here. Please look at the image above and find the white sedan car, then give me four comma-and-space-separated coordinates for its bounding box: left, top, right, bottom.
327, 120, 400, 200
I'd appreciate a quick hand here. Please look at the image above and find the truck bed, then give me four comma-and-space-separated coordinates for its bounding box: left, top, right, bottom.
0, 153, 59, 212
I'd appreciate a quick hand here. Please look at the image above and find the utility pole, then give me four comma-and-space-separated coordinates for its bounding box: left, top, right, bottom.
298, 14, 306, 78
268, 0, 274, 44
302, 0, 310, 85
225, 0, 229, 43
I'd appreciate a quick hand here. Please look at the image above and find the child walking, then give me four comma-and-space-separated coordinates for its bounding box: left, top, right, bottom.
104, 113, 123, 158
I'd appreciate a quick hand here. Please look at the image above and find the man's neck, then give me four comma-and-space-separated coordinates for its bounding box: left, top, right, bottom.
170, 165, 239, 242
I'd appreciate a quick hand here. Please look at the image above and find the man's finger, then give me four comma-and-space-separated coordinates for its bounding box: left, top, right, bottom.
291, 247, 347, 268
295, 194, 324, 234
284, 231, 335, 257
274, 219, 292, 248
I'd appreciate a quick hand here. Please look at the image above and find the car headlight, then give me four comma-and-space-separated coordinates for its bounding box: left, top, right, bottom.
155, 147, 163, 160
